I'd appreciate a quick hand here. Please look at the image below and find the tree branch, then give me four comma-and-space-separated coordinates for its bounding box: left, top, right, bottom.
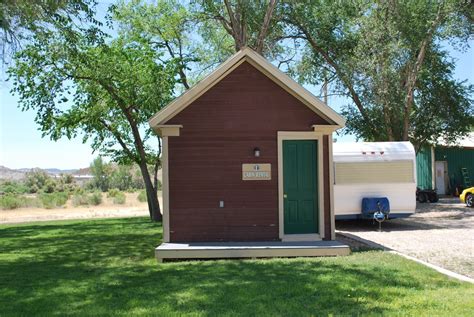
152, 28, 190, 89
402, 7, 444, 140
282, 18, 378, 135
98, 118, 135, 161
224, 0, 243, 50
256, 0, 277, 54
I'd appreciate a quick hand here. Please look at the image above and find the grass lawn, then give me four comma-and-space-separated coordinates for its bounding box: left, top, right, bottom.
0, 218, 473, 316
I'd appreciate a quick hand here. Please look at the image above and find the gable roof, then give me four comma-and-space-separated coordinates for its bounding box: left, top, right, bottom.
148, 47, 346, 128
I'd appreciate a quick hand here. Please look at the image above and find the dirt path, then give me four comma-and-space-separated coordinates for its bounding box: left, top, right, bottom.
337, 198, 474, 278
0, 192, 161, 224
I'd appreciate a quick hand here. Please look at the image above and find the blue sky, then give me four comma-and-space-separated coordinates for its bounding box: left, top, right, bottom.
0, 5, 473, 169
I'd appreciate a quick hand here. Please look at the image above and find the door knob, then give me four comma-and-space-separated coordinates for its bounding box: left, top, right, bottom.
283, 194, 287, 198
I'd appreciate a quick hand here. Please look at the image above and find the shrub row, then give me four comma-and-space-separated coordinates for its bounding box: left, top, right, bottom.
0, 189, 147, 210
137, 190, 147, 202
0, 193, 64, 210
38, 192, 69, 209
72, 191, 103, 207
112, 191, 126, 205
0, 195, 25, 209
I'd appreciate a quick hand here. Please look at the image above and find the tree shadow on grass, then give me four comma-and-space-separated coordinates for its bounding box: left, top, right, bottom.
0, 218, 469, 316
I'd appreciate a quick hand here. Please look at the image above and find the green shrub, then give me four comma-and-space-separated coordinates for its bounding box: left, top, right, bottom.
84, 180, 96, 191
25, 169, 50, 193
112, 192, 126, 205
72, 191, 102, 206
90, 157, 111, 192
0, 194, 23, 209
39, 192, 69, 209
107, 188, 120, 198
58, 183, 78, 193
88, 192, 102, 206
137, 190, 147, 202
72, 192, 89, 206
0, 181, 28, 195
56, 174, 78, 193
39, 194, 52, 209
56, 192, 69, 207
29, 184, 39, 194
22, 196, 40, 208
73, 188, 85, 194
109, 165, 132, 191
42, 179, 57, 194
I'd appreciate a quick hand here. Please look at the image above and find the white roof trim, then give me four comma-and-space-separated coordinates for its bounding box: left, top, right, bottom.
333, 142, 416, 163
436, 132, 474, 148
148, 47, 346, 128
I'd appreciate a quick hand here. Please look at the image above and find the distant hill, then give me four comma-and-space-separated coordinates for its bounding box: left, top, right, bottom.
74, 167, 91, 176
0, 166, 26, 181
44, 168, 79, 175
0, 166, 85, 180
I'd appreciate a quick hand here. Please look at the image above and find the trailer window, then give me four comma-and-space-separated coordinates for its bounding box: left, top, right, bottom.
334, 161, 414, 184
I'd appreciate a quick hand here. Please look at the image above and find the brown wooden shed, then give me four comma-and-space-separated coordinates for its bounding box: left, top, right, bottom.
149, 48, 348, 260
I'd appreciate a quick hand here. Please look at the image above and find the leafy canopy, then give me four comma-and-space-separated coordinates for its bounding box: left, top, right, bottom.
8, 3, 185, 220
282, 0, 473, 147
0, 0, 96, 62
9, 20, 178, 164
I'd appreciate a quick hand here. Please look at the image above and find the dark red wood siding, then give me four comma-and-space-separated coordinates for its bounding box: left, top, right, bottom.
166, 61, 331, 242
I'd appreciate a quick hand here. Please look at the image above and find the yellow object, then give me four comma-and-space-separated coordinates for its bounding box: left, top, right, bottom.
459, 187, 474, 206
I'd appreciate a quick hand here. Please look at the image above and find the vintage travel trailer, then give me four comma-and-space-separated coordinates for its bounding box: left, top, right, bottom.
333, 142, 417, 219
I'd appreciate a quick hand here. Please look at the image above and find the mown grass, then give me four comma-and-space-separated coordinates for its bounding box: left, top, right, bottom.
0, 217, 473, 316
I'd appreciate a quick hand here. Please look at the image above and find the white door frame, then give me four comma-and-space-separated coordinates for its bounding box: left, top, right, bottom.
277, 131, 324, 241
435, 160, 448, 195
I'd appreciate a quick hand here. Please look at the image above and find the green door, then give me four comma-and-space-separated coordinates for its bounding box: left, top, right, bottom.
283, 140, 318, 234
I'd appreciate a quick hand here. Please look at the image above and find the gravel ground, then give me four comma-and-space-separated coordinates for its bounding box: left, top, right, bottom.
337, 197, 474, 278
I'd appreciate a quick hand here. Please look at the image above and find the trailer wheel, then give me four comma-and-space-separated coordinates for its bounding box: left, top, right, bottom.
467, 194, 473, 208
418, 192, 427, 203
428, 192, 439, 203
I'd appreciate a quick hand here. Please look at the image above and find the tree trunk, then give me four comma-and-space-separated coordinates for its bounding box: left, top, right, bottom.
138, 161, 162, 222
96, 82, 163, 222
255, 0, 277, 54
402, 8, 443, 140
380, 4, 394, 141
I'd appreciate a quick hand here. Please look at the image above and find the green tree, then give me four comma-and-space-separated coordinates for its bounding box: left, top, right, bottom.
131, 167, 146, 190
90, 157, 111, 192
195, 0, 286, 60
8, 9, 179, 221
283, 0, 473, 148
0, 0, 95, 62
24, 169, 50, 193
56, 173, 77, 192
112, 0, 197, 89
109, 165, 133, 191
42, 178, 57, 194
